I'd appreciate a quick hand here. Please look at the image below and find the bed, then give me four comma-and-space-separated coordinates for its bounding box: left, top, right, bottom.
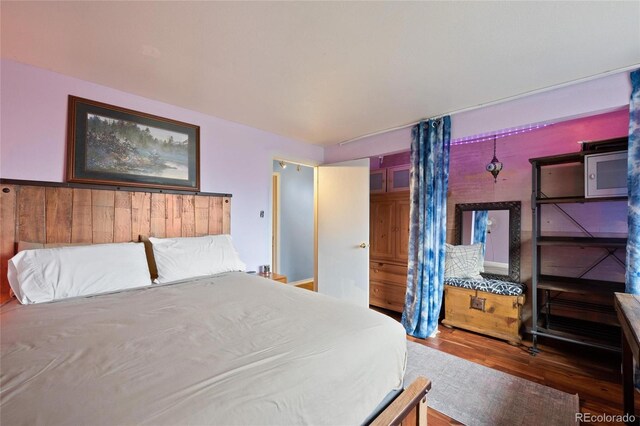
0, 181, 430, 425
1, 271, 416, 425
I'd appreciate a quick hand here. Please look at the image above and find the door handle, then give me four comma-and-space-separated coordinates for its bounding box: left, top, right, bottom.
359, 242, 369, 249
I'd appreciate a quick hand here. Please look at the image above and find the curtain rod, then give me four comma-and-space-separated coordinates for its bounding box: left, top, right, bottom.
338, 63, 640, 146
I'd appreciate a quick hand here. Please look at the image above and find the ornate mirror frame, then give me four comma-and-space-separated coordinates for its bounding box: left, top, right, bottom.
454, 201, 521, 283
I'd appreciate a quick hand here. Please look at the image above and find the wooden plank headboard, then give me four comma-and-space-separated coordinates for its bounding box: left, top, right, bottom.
0, 179, 232, 302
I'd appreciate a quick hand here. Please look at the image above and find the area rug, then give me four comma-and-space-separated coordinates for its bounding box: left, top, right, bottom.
405, 340, 579, 426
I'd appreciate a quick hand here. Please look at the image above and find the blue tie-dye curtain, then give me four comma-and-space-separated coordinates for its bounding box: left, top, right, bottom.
627, 69, 640, 295
472, 210, 489, 258
401, 117, 451, 339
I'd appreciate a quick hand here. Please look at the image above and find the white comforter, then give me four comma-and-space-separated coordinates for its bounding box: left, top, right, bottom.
1, 272, 406, 425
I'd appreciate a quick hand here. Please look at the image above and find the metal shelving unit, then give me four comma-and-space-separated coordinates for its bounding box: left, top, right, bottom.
529, 143, 628, 354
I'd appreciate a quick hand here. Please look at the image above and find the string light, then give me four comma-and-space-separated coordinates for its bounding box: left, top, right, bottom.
451, 123, 552, 146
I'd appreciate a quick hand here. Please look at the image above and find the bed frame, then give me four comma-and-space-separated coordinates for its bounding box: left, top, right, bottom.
0, 179, 432, 425
372, 376, 431, 426
0, 179, 232, 302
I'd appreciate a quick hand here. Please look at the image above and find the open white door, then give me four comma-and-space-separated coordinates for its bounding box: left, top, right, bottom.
315, 159, 370, 307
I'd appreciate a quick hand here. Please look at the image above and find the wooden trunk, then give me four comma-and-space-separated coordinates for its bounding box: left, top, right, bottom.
441, 285, 525, 345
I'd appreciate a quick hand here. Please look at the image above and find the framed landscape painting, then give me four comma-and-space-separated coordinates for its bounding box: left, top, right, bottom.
67, 96, 200, 191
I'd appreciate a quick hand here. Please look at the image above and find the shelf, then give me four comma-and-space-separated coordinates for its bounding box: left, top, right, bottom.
537, 236, 627, 248
530, 315, 621, 352
530, 141, 628, 354
535, 195, 628, 204
540, 298, 619, 327
529, 142, 627, 166
537, 275, 625, 295
529, 152, 584, 166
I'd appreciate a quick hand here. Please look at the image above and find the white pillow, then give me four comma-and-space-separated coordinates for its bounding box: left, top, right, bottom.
444, 243, 484, 280
149, 234, 246, 283
8, 243, 153, 304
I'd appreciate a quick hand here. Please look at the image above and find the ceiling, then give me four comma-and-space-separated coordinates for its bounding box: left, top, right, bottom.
2, 1, 639, 146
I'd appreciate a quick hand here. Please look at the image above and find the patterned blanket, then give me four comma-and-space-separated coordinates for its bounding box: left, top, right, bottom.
444, 278, 525, 296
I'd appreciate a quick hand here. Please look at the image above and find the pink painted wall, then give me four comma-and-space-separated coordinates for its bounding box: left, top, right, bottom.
364, 110, 630, 277
0, 59, 324, 270
356, 107, 629, 323
453, 110, 629, 321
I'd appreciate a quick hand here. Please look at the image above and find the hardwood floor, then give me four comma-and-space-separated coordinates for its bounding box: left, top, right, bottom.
376, 309, 638, 425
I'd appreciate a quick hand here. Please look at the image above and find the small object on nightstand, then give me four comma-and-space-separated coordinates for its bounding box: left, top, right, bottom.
258, 265, 270, 274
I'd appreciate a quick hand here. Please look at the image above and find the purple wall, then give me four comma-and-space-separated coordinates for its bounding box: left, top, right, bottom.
0, 59, 324, 270
325, 81, 631, 288
325, 71, 632, 163
1, 59, 633, 276
370, 151, 410, 170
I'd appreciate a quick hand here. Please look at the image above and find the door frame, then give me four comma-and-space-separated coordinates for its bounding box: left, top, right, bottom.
272, 172, 281, 274
272, 158, 318, 280
272, 157, 369, 298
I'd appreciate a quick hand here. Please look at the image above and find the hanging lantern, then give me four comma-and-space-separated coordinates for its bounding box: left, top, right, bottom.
486, 136, 503, 183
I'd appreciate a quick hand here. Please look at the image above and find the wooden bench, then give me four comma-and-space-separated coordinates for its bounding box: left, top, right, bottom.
442, 279, 526, 345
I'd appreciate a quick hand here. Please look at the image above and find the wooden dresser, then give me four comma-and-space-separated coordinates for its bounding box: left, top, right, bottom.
369, 191, 410, 312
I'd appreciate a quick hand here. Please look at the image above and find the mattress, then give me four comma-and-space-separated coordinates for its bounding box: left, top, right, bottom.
0, 272, 407, 425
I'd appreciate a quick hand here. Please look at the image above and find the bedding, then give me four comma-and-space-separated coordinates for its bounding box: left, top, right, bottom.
0, 272, 406, 425
149, 234, 246, 283
7, 242, 152, 304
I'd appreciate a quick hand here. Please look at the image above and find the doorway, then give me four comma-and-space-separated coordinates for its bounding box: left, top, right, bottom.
271, 158, 370, 305
272, 160, 315, 286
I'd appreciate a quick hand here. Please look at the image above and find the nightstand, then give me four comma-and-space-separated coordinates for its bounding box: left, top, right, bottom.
259, 273, 287, 283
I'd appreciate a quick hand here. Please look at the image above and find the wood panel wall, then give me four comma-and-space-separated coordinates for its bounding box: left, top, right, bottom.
0, 182, 231, 302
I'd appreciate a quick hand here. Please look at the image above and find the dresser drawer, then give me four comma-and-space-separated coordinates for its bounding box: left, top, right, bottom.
370, 262, 407, 286
370, 281, 406, 312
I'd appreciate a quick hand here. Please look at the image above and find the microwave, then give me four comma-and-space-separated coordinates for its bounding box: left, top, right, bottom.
584, 150, 628, 198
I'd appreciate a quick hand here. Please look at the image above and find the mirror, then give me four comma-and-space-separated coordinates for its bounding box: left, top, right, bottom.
454, 201, 521, 282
